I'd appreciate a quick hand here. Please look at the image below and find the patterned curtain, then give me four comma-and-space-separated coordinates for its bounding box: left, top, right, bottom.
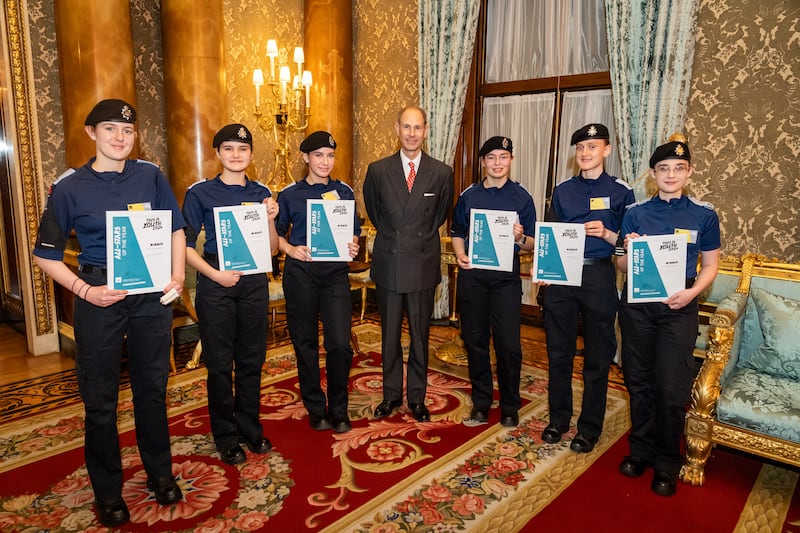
418, 0, 481, 166
604, 0, 700, 199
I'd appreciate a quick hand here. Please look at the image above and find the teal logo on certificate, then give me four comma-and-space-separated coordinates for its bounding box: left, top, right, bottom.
536, 226, 567, 281
470, 213, 500, 267
627, 234, 687, 303
218, 211, 258, 270
309, 203, 338, 259
630, 241, 667, 298
111, 216, 153, 290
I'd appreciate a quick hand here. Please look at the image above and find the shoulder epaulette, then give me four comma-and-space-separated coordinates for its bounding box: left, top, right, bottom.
52, 168, 76, 187
279, 181, 297, 194
615, 178, 633, 190
689, 196, 715, 210
513, 180, 532, 196
252, 180, 272, 193
135, 159, 159, 168
187, 178, 207, 190
626, 198, 649, 210
334, 179, 355, 193
458, 183, 477, 197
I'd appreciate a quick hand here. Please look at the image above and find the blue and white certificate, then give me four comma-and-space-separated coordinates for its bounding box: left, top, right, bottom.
106, 210, 172, 294
468, 208, 516, 272
532, 222, 586, 286
627, 233, 688, 303
307, 199, 355, 262
213, 203, 272, 274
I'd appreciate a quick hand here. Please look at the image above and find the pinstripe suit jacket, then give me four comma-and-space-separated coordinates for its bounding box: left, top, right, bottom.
363, 151, 453, 294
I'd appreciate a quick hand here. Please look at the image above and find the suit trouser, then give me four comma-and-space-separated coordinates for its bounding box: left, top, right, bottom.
74, 269, 173, 502
282, 258, 354, 418
458, 269, 523, 414
376, 285, 435, 405
543, 261, 618, 438
196, 267, 268, 450
619, 292, 697, 476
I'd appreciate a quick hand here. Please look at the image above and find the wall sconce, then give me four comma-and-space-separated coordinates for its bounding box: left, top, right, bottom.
253, 39, 312, 191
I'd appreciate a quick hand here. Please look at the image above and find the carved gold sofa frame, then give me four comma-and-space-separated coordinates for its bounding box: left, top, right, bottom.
681, 254, 800, 486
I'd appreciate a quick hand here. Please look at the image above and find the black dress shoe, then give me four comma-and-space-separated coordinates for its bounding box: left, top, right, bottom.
96, 497, 130, 527
146, 475, 183, 505
569, 433, 598, 453
464, 407, 489, 427
373, 399, 402, 418
652, 471, 677, 497
619, 455, 648, 478
219, 444, 247, 465
332, 416, 352, 433
409, 402, 431, 422
500, 411, 519, 427
541, 423, 569, 443
309, 412, 333, 431
242, 436, 272, 454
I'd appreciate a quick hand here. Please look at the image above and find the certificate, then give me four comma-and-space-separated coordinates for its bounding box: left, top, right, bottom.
532, 222, 586, 286
627, 233, 688, 303
467, 209, 516, 272
307, 199, 355, 262
106, 210, 172, 294
213, 203, 272, 274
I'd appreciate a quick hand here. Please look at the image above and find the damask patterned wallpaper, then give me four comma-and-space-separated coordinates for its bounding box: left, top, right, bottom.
686, 0, 799, 262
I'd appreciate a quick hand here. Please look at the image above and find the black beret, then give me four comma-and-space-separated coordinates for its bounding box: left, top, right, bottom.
213, 124, 253, 148
299, 130, 337, 153
479, 136, 513, 157
84, 99, 136, 126
649, 141, 691, 168
570, 123, 609, 145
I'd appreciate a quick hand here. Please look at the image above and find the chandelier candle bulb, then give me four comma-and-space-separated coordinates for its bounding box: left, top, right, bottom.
303, 71, 312, 108
266, 39, 278, 79
293, 47, 304, 78
252, 69, 264, 108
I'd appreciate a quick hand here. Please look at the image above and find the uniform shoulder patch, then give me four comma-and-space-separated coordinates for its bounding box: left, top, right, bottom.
689, 196, 715, 210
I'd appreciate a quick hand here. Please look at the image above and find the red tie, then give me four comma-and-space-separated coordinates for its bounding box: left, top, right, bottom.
407, 161, 416, 192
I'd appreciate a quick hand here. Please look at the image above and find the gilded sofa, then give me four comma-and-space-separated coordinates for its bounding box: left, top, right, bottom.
681, 254, 800, 486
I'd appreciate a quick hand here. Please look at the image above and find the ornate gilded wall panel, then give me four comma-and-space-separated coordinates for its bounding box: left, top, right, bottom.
686, 0, 799, 262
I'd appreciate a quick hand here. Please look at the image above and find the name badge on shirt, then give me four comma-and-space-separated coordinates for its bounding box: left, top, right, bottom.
321, 190, 340, 200
589, 197, 610, 210
127, 202, 152, 211
675, 228, 698, 244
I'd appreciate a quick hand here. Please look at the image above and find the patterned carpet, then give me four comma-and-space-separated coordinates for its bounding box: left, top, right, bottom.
0, 319, 633, 531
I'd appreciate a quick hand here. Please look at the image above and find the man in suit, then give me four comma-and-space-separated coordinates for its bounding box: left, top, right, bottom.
364, 105, 454, 422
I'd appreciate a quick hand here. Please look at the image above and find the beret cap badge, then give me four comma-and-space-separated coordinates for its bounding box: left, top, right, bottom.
237, 127, 248, 140
587, 125, 597, 136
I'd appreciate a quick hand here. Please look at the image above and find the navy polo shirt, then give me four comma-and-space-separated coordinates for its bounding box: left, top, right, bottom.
450, 179, 537, 257
182, 175, 273, 255
547, 172, 635, 259
618, 195, 721, 278
33, 158, 185, 266
276, 178, 361, 246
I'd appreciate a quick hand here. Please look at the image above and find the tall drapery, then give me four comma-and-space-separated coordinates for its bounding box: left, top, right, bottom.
605, 0, 700, 198
418, 0, 481, 166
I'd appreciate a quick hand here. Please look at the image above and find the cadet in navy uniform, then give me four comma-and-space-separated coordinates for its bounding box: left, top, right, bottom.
276, 131, 361, 433
540, 124, 636, 453
615, 137, 720, 496
33, 99, 185, 527
182, 124, 279, 465
451, 136, 536, 428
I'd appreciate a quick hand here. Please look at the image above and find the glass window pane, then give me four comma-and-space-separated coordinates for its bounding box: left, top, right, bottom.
485, 0, 609, 82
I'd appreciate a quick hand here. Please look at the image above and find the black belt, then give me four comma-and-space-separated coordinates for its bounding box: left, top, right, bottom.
583, 257, 611, 265
78, 264, 107, 275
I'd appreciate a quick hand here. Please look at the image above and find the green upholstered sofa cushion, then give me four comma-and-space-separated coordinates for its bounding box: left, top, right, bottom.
743, 288, 800, 381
